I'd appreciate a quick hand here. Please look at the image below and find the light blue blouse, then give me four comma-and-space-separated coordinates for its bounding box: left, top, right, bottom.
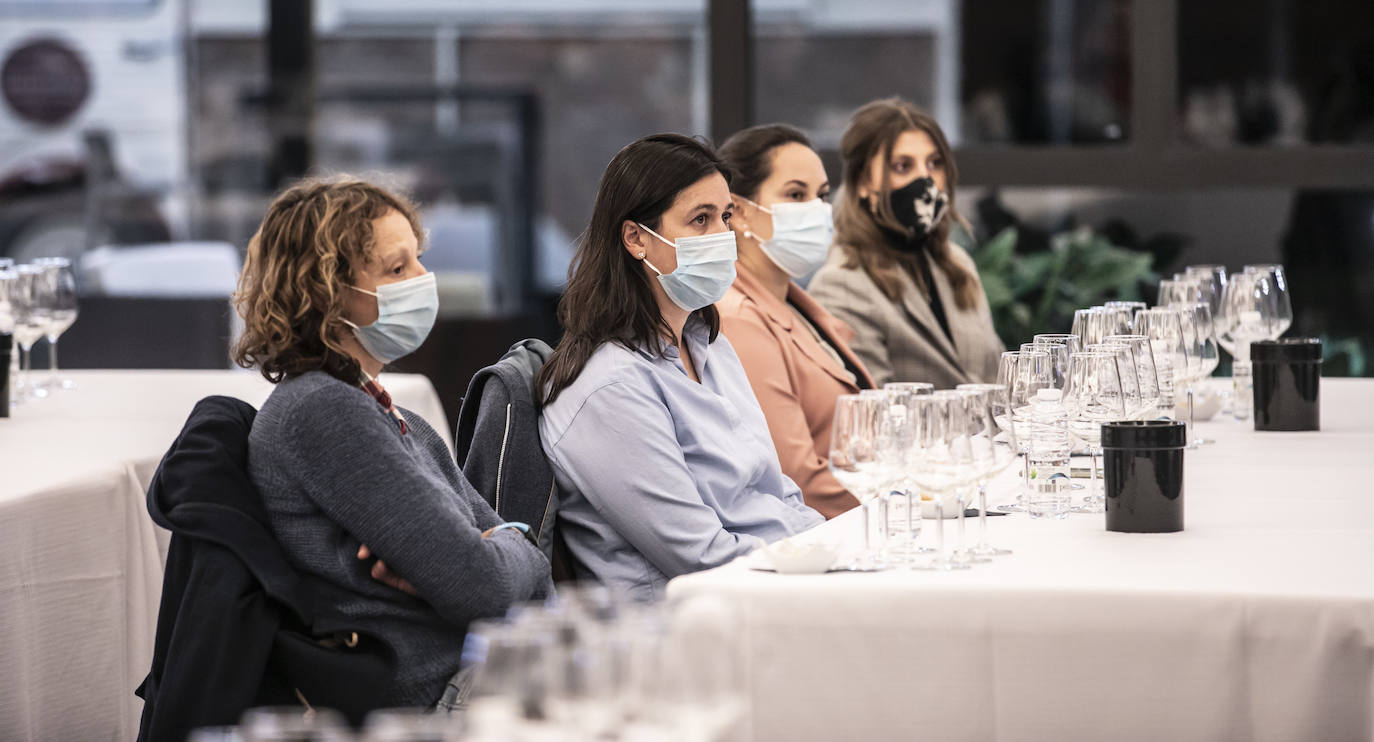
539, 315, 824, 598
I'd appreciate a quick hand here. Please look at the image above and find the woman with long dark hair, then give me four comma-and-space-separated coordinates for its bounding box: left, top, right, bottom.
537, 133, 822, 598
715, 124, 874, 519
808, 98, 1003, 387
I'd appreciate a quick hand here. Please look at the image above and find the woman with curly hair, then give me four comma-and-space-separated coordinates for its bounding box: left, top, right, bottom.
234, 176, 551, 708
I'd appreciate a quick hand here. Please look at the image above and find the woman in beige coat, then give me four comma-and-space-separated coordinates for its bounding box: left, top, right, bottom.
809, 98, 1003, 388
716, 124, 875, 519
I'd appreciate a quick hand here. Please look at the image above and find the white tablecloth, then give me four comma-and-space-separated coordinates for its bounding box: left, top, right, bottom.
0, 370, 450, 742
670, 378, 1374, 742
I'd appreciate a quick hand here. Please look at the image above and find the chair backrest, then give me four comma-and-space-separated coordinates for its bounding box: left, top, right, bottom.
454, 338, 580, 580
139, 396, 394, 740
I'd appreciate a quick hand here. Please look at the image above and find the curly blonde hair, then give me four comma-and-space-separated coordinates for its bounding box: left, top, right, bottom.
233, 176, 424, 383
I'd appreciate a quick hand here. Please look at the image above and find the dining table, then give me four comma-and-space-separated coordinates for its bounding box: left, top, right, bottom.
0, 369, 450, 742
669, 377, 1374, 742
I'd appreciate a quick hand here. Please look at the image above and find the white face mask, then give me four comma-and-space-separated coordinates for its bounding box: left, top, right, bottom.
636, 223, 738, 312
743, 197, 834, 278
341, 272, 438, 363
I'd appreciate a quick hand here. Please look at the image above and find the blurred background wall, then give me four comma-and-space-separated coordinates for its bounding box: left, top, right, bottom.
2, 0, 1371, 421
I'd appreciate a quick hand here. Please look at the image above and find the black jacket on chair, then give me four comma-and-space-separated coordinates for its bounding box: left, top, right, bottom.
136, 395, 395, 742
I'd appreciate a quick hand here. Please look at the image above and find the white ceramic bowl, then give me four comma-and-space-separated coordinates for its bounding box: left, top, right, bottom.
761, 541, 838, 574
1174, 387, 1223, 421
919, 491, 962, 519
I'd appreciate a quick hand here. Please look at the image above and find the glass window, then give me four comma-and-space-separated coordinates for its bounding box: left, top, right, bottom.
960, 185, 1374, 374
1178, 0, 1374, 147
961, 0, 1131, 145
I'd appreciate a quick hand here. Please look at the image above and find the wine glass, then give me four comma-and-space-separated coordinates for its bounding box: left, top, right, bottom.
1157, 277, 1205, 308
874, 389, 923, 562
240, 707, 351, 741
908, 393, 980, 571
956, 383, 1018, 557
1086, 342, 1143, 420
1177, 303, 1220, 447
0, 268, 15, 402
994, 349, 1053, 512
34, 258, 79, 391
1133, 308, 1189, 419
9, 266, 50, 403
1242, 264, 1293, 338
1071, 307, 1102, 347
1063, 351, 1127, 514
931, 389, 985, 565
1097, 306, 1133, 339
1102, 301, 1147, 332
1032, 334, 1082, 391
829, 393, 887, 570
881, 381, 934, 408
1103, 334, 1162, 419
361, 708, 464, 741
1184, 265, 1227, 317
1217, 270, 1277, 422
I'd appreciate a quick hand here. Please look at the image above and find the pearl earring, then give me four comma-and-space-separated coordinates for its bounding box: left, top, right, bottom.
636, 251, 646, 259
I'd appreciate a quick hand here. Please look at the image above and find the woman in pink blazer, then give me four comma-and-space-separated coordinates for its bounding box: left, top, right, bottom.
716, 124, 875, 519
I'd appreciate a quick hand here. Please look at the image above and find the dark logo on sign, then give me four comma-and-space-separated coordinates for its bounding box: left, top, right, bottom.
2, 39, 91, 125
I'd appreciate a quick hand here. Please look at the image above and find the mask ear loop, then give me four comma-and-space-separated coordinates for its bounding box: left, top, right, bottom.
738, 196, 772, 244
635, 222, 674, 276
340, 283, 378, 330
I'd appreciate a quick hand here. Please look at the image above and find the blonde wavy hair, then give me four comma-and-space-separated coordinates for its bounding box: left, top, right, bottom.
232, 176, 424, 383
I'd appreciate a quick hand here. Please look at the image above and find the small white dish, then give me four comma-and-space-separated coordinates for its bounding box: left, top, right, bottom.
919, 491, 962, 519
759, 541, 838, 574
1175, 388, 1222, 421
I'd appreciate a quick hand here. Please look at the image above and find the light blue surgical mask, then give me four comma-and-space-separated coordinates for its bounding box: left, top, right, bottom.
636, 223, 738, 312
744, 197, 834, 278
342, 271, 438, 363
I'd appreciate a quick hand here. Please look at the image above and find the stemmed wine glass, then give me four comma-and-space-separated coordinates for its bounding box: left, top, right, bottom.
1157, 277, 1205, 308
9, 265, 50, 403
880, 382, 933, 558
1086, 342, 1144, 420
993, 349, 1053, 512
1134, 308, 1189, 419
1103, 301, 1147, 331
829, 393, 888, 570
908, 393, 980, 571
1242, 264, 1292, 337
1103, 334, 1162, 418
34, 258, 79, 391
930, 390, 985, 565
1184, 265, 1227, 319
1177, 303, 1220, 447
1217, 270, 1279, 422
1074, 307, 1129, 347
956, 383, 1018, 557
1063, 351, 1127, 514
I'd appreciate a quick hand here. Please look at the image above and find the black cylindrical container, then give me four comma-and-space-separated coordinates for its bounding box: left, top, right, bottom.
1102, 420, 1186, 533
0, 333, 11, 418
1251, 338, 1321, 431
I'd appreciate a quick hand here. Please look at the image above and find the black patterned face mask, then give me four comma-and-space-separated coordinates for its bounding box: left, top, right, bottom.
887, 176, 949, 243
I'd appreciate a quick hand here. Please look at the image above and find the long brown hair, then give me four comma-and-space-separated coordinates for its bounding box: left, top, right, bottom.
833, 97, 979, 310
537, 134, 728, 407
232, 176, 424, 384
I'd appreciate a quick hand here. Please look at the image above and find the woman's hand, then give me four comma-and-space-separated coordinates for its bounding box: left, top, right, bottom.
357, 544, 417, 595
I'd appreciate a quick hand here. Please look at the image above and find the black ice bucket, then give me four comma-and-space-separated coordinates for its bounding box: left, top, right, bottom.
1251, 338, 1321, 432
1102, 420, 1186, 533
